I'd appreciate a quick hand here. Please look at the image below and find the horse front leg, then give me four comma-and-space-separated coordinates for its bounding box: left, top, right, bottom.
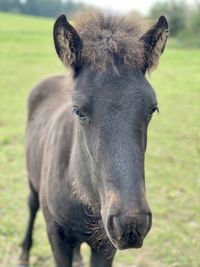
18, 184, 39, 267
72, 244, 84, 267
46, 221, 73, 267
90, 247, 116, 267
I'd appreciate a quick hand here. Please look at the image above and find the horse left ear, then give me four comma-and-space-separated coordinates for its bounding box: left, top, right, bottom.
53, 15, 83, 75
140, 16, 169, 72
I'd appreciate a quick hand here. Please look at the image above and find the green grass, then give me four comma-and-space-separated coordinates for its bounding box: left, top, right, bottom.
0, 12, 200, 267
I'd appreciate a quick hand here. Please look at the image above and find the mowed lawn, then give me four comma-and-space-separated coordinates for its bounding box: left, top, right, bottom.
0, 12, 200, 267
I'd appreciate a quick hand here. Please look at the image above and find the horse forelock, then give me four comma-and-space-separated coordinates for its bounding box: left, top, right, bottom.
74, 11, 149, 73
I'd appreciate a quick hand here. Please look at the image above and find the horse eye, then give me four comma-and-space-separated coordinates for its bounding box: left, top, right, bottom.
150, 106, 159, 115
73, 106, 87, 120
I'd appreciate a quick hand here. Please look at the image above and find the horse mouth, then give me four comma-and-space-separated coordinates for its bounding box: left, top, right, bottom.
117, 236, 144, 250
107, 231, 145, 250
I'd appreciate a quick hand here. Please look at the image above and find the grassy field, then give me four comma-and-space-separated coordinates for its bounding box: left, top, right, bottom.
0, 12, 200, 267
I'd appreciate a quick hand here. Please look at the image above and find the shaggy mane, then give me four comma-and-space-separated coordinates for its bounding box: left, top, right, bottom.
75, 11, 148, 73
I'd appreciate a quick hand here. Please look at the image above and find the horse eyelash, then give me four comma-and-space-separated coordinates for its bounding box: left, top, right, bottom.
73, 106, 88, 122
150, 106, 159, 115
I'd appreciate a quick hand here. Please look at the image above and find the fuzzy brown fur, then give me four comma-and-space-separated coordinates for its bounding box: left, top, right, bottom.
75, 11, 147, 73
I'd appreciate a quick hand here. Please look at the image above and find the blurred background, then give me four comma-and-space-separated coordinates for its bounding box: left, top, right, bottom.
1, 0, 200, 47
0, 0, 200, 267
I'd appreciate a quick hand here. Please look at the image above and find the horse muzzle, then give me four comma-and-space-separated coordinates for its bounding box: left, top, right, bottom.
106, 210, 152, 249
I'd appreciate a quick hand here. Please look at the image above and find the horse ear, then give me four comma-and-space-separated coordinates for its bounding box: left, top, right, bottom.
53, 15, 83, 74
140, 16, 169, 72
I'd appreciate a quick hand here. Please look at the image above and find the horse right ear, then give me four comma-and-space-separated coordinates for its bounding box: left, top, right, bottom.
53, 15, 83, 74
140, 16, 169, 72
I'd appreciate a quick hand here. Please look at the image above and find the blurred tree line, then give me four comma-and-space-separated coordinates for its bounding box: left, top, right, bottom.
0, 0, 199, 46
0, 0, 91, 18
149, 0, 200, 47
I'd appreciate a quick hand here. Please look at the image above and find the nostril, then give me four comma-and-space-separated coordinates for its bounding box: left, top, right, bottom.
137, 211, 152, 237
146, 211, 152, 232
113, 216, 122, 238
107, 214, 122, 239
107, 214, 114, 232
107, 214, 116, 239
